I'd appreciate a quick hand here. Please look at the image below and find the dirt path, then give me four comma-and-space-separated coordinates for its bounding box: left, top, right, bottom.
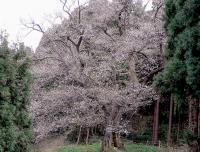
33, 135, 66, 152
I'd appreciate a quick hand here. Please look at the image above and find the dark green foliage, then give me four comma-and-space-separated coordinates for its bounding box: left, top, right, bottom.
155, 0, 200, 109
0, 32, 32, 152
182, 130, 199, 145
131, 129, 152, 143
154, 0, 200, 102
153, 0, 200, 145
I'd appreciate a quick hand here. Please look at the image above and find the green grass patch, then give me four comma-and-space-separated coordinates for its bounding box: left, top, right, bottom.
126, 143, 158, 152
57, 143, 100, 152
57, 141, 158, 152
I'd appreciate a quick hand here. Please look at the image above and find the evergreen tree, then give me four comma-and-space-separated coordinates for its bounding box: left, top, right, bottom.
154, 0, 200, 146
0, 32, 32, 152
0, 32, 17, 152
13, 43, 33, 152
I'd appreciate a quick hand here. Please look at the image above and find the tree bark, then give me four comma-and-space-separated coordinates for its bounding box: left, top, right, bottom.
94, 126, 97, 135
101, 126, 113, 152
189, 99, 192, 130
112, 132, 124, 149
91, 127, 94, 137
167, 95, 173, 146
86, 128, 90, 145
188, 99, 199, 152
76, 126, 82, 145
152, 98, 160, 145
190, 99, 198, 135
101, 104, 124, 152
198, 100, 200, 137
176, 112, 180, 143
193, 100, 199, 137
194, 100, 198, 136
128, 56, 139, 84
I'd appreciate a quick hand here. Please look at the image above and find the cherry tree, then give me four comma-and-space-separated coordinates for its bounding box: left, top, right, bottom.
30, 0, 162, 151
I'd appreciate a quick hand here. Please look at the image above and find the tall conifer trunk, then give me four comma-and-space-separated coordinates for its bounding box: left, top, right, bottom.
176, 112, 181, 142
198, 100, 200, 137
167, 96, 173, 146
193, 100, 198, 136
189, 99, 199, 152
152, 99, 160, 145
190, 99, 199, 135
189, 99, 192, 130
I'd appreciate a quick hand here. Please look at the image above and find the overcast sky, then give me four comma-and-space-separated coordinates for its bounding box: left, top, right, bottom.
0, 0, 152, 50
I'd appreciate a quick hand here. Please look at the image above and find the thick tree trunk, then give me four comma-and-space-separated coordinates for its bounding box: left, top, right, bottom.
101, 127, 113, 152
167, 96, 173, 146
86, 128, 90, 145
152, 98, 160, 145
129, 57, 139, 84
112, 132, 124, 149
76, 126, 82, 145
101, 104, 123, 152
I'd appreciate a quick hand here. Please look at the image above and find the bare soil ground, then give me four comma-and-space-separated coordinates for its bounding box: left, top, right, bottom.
33, 135, 66, 152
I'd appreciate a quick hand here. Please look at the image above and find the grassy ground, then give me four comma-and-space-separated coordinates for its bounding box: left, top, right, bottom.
34, 136, 189, 152
57, 141, 158, 152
